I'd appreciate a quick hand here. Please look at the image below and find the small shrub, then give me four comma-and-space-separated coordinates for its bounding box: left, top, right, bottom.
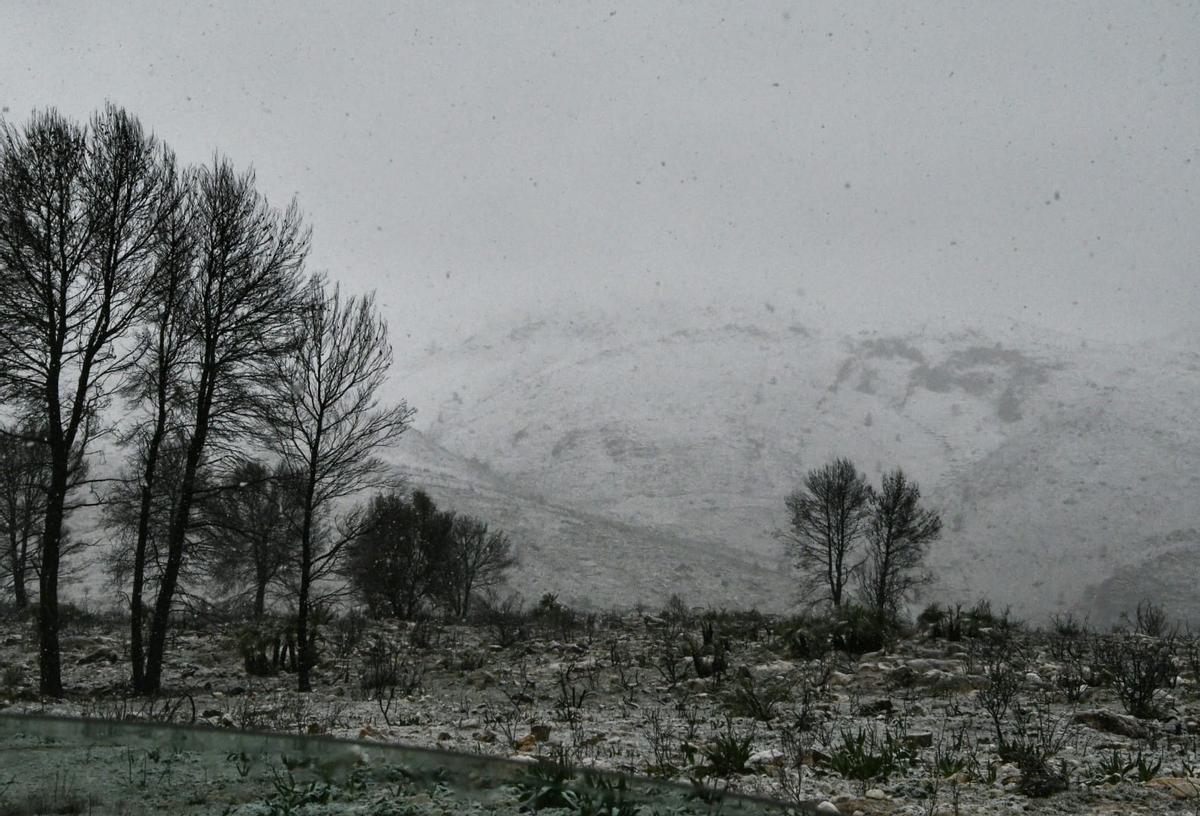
917, 602, 947, 631
533, 593, 584, 640
701, 716, 756, 777
473, 592, 528, 648
407, 615, 441, 650
773, 613, 832, 660
822, 725, 915, 788
1000, 696, 1075, 798
1095, 633, 1177, 719
358, 640, 423, 697
237, 620, 295, 677
1088, 749, 1163, 786
660, 593, 691, 626
831, 604, 893, 653
724, 673, 792, 721
1133, 600, 1173, 638
328, 607, 368, 660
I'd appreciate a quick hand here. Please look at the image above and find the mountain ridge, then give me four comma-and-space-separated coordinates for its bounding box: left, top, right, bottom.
386, 303, 1199, 622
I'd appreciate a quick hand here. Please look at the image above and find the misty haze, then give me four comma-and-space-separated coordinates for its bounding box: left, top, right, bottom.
0, 3, 1197, 815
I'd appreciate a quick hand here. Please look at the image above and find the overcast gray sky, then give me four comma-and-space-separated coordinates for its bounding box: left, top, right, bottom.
3, 1, 1198, 346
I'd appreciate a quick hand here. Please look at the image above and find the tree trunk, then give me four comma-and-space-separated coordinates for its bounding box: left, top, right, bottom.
8, 530, 27, 610
37, 463, 68, 696
130, 426, 166, 692
143, 404, 210, 694
12, 562, 27, 610
295, 477, 317, 692
253, 566, 267, 619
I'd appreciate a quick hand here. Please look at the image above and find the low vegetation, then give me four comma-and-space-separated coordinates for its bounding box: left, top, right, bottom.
2, 594, 1200, 813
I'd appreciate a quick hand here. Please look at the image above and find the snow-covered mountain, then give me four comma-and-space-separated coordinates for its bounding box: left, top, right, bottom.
386, 302, 1200, 623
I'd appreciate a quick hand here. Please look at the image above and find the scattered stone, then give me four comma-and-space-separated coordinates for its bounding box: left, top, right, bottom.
815, 801, 840, 814
864, 788, 887, 800
358, 725, 386, 740
1074, 709, 1151, 740
1148, 777, 1200, 799
77, 647, 118, 665
904, 731, 933, 749
932, 673, 985, 693
747, 748, 784, 768
750, 660, 794, 680
857, 699, 893, 717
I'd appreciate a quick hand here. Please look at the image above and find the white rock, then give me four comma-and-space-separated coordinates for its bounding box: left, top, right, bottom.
864, 788, 887, 800
748, 748, 784, 767
816, 802, 840, 815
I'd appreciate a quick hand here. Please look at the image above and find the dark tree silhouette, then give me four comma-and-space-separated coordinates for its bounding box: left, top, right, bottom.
343, 489, 452, 620
110, 178, 196, 690
779, 456, 872, 609
104, 431, 212, 624
0, 422, 87, 610
259, 275, 413, 691
197, 458, 298, 618
141, 158, 308, 694
442, 514, 516, 619
859, 468, 941, 621
0, 106, 181, 694
0, 424, 49, 610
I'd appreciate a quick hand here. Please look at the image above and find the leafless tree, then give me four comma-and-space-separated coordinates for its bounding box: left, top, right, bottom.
778, 456, 872, 610
109, 178, 196, 689
858, 468, 941, 622
140, 158, 308, 694
0, 422, 86, 609
0, 106, 180, 694
104, 429, 212, 662
260, 275, 413, 691
443, 514, 516, 619
0, 423, 49, 610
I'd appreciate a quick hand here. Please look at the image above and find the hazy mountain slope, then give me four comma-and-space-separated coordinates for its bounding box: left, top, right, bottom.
389, 304, 1200, 623
387, 429, 794, 610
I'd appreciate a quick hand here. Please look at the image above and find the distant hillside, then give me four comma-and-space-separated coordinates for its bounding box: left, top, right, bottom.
385, 303, 1200, 624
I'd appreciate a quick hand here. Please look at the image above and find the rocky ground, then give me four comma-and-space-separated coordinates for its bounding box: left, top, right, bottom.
3, 601, 1200, 815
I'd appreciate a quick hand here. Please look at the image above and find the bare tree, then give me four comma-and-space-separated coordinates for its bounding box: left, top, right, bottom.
0, 424, 48, 610
141, 158, 308, 694
443, 514, 516, 619
0, 421, 90, 611
858, 468, 941, 622
196, 457, 298, 618
778, 456, 872, 610
0, 107, 180, 694
260, 275, 413, 691
104, 429, 213, 672
109, 178, 196, 689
